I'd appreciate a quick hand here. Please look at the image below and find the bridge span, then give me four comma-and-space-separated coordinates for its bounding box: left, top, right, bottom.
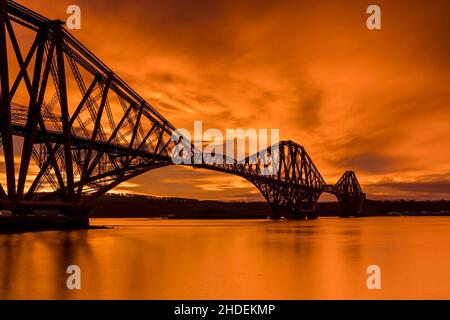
0, 0, 365, 224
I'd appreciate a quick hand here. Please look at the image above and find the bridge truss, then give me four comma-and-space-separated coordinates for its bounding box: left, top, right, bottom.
0, 0, 365, 222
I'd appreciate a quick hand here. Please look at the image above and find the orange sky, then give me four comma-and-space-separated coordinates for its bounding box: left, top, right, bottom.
16, 0, 450, 201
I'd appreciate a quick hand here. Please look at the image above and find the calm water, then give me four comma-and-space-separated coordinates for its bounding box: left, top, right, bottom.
1, 217, 450, 299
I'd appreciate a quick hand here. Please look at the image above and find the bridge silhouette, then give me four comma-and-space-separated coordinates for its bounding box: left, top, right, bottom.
0, 0, 365, 224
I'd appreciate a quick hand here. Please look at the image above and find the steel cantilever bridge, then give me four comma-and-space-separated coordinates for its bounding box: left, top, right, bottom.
0, 0, 365, 224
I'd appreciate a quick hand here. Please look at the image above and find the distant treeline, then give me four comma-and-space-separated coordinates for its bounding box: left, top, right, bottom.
89, 193, 450, 218
364, 199, 450, 216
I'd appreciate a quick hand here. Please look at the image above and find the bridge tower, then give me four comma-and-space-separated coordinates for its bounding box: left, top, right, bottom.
332, 171, 366, 217
0, 0, 367, 224
261, 141, 325, 219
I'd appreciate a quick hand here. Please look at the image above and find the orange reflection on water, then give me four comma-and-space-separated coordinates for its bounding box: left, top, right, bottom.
1, 217, 450, 299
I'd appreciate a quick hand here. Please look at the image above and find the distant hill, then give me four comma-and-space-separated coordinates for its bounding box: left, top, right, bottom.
89, 194, 450, 218
90, 194, 270, 218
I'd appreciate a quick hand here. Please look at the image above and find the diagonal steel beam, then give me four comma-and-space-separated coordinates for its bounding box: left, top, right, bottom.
36, 114, 67, 196
123, 102, 143, 168
84, 101, 135, 180
0, 0, 15, 200
70, 75, 100, 128
13, 25, 52, 197
76, 75, 112, 197
9, 29, 40, 99
54, 23, 75, 200
80, 164, 167, 206
24, 80, 102, 200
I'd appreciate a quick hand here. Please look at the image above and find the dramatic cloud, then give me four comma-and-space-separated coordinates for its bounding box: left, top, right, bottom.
365, 173, 450, 200
19, 0, 450, 200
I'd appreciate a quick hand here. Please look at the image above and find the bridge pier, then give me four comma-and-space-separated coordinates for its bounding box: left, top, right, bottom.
306, 211, 318, 220
267, 202, 320, 220
11, 207, 33, 216
286, 212, 307, 219
0, 1, 367, 224
337, 197, 366, 218
284, 210, 318, 220
269, 204, 281, 220
0, 204, 90, 231
59, 207, 91, 228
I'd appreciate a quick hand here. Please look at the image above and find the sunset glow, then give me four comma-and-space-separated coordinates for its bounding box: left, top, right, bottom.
18, 0, 450, 201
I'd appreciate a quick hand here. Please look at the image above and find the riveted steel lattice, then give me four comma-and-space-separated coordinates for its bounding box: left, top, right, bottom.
0, 0, 365, 219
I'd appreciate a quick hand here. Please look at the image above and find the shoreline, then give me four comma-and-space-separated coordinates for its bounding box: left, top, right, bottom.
0, 215, 109, 234
2, 213, 450, 234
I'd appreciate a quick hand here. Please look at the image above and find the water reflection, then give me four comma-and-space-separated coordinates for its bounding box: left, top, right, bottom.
1, 217, 450, 299
0, 230, 95, 299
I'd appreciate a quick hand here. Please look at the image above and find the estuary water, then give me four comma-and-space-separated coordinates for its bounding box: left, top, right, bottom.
1, 217, 450, 299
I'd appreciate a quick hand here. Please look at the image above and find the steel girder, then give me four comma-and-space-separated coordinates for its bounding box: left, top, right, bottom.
331, 171, 366, 217
0, 0, 365, 219
0, 0, 175, 212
